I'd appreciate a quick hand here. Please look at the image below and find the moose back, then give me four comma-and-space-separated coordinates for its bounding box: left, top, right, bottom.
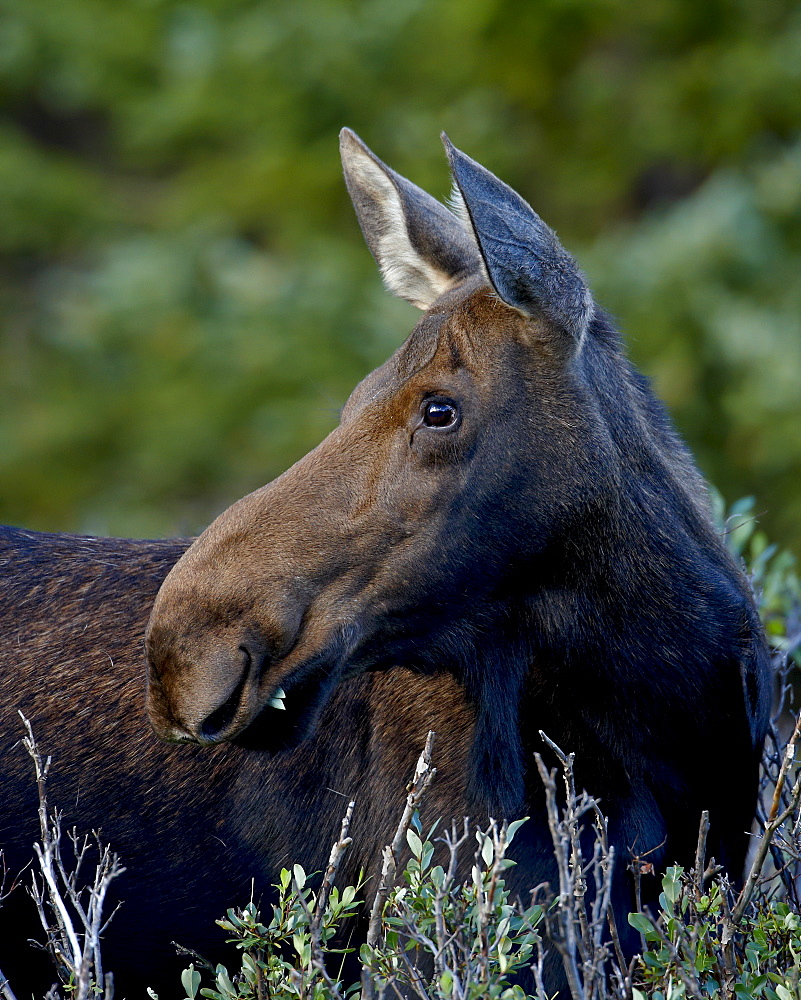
0, 131, 770, 996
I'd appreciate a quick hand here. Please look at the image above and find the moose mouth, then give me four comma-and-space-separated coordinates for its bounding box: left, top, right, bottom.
197, 653, 341, 754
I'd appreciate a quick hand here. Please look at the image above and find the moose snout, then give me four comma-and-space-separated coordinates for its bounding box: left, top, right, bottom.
144, 592, 299, 740
146, 633, 252, 742
143, 476, 361, 748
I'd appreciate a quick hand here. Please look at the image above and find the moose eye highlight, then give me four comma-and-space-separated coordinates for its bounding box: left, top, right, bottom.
422, 399, 459, 428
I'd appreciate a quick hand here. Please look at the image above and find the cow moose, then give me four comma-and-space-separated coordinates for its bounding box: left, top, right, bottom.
0, 130, 770, 997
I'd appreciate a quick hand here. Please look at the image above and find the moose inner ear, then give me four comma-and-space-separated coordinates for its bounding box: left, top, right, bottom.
443, 135, 594, 343
340, 128, 482, 310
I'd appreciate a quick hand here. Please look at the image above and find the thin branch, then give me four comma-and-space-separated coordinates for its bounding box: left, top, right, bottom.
693, 810, 710, 899
18, 712, 123, 1000
732, 772, 801, 925
366, 732, 437, 949
293, 799, 357, 1000
0, 970, 20, 1000
534, 750, 585, 1000
362, 733, 437, 1000
295, 885, 345, 1000
315, 800, 355, 923
397, 948, 433, 1000
732, 711, 801, 925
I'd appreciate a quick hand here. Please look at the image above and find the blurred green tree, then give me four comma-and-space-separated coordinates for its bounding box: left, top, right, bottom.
0, 0, 798, 546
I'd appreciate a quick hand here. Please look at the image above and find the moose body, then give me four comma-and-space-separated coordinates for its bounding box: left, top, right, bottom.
0, 529, 475, 994
0, 131, 770, 996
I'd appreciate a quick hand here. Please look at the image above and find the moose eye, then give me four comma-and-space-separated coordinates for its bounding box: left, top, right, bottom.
422, 399, 459, 428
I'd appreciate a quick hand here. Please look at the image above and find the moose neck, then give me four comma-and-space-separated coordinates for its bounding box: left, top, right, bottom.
451, 359, 744, 822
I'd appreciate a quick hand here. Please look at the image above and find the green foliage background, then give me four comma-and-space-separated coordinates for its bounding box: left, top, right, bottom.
0, 0, 798, 545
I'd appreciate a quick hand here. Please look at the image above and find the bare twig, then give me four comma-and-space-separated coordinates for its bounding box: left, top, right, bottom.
365, 732, 437, 948
0, 970, 20, 1000
362, 732, 437, 1000
294, 888, 344, 1000
732, 710, 801, 925
0, 849, 22, 1000
292, 799, 356, 1000
535, 731, 628, 1000
693, 810, 710, 900
534, 749, 586, 1000
433, 821, 470, 975
397, 948, 433, 1000
19, 712, 124, 1000
314, 799, 355, 923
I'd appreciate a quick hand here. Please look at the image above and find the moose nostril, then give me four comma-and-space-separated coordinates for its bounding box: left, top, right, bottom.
199, 662, 250, 742
197, 645, 253, 743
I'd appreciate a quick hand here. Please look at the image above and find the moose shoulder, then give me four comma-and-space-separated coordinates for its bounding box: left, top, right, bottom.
1, 131, 770, 995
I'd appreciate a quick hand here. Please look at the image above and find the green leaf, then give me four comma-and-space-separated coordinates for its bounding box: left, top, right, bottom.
628, 911, 652, 934
293, 863, 306, 890
628, 911, 659, 941
430, 864, 445, 889
214, 966, 235, 1000
505, 817, 529, 845
181, 965, 201, 1000
241, 953, 260, 986
406, 828, 423, 859
293, 932, 311, 965
662, 870, 681, 906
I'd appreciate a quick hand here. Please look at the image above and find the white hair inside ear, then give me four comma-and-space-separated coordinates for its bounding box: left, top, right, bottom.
446, 182, 473, 231
346, 152, 460, 310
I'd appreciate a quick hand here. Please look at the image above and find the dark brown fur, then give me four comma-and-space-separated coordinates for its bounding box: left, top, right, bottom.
0, 528, 478, 994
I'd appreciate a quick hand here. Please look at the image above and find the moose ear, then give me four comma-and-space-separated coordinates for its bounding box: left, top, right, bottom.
443, 135, 593, 342
340, 128, 482, 310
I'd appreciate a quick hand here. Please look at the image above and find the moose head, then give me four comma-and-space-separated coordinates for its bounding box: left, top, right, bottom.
145, 130, 766, 823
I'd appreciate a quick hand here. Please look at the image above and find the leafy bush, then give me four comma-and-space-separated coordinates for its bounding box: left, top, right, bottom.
630, 867, 801, 999
717, 494, 801, 667
171, 819, 543, 1000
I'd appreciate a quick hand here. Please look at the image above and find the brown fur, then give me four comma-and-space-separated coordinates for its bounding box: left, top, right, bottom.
0, 528, 479, 994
